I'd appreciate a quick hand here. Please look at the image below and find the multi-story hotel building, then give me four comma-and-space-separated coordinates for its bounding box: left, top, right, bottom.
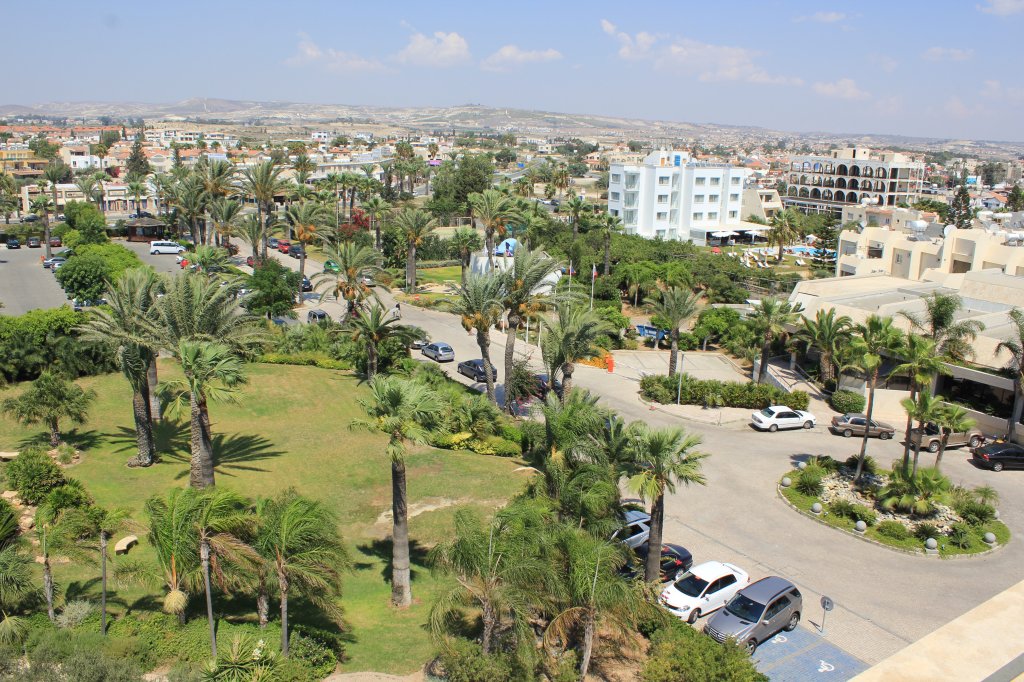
607, 150, 751, 245
782, 147, 924, 215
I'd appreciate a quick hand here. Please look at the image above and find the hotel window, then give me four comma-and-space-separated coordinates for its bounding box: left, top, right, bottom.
657, 211, 668, 220
709, 195, 719, 202
658, 176, 670, 185
610, 192, 620, 201
711, 177, 721, 186
731, 177, 740, 185
729, 210, 737, 219
708, 212, 718, 220
657, 194, 668, 203
695, 177, 706, 186
695, 195, 705, 203
692, 212, 703, 221
611, 174, 621, 183
730, 193, 739, 201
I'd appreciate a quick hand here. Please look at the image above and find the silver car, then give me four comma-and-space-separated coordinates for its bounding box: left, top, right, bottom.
421, 342, 455, 362
610, 510, 651, 549
704, 576, 802, 654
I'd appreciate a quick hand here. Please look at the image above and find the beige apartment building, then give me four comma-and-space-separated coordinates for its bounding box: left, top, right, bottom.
741, 186, 784, 221
783, 147, 924, 215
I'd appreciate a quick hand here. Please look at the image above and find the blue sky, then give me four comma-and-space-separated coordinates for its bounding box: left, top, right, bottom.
5, 0, 1024, 141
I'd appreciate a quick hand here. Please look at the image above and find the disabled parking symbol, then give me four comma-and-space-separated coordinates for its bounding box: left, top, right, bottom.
818, 660, 835, 673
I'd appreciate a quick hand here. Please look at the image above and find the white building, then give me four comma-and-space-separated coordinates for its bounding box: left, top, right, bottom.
607, 150, 751, 245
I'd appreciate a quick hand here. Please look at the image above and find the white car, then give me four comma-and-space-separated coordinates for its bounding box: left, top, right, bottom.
611, 510, 651, 549
660, 561, 750, 624
150, 241, 186, 255
750, 405, 816, 432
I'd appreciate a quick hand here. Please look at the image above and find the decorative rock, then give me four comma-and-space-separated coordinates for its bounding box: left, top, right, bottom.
1, 490, 17, 502
984, 532, 997, 546
854, 520, 867, 533
994, 510, 1000, 520
811, 502, 823, 515
781, 477, 792, 488
18, 515, 34, 531
925, 538, 938, 550
798, 462, 807, 471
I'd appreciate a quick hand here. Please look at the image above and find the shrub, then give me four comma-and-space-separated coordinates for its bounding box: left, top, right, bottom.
876, 520, 910, 541
289, 630, 338, 678
808, 455, 838, 473
844, 455, 877, 476
642, 619, 768, 682
828, 499, 854, 518
56, 600, 94, 630
948, 523, 973, 549
639, 373, 808, 410
499, 423, 524, 446
914, 522, 940, 541
795, 469, 823, 497
830, 389, 866, 414
38, 478, 93, 524
847, 504, 877, 526
954, 500, 996, 526
469, 436, 521, 457
436, 639, 514, 682
6, 447, 65, 505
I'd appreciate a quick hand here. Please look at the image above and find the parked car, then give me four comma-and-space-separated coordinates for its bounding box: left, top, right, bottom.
625, 542, 693, 582
610, 510, 651, 549
150, 241, 186, 255
912, 422, 984, 453
306, 309, 329, 324
457, 359, 497, 383
267, 237, 280, 249
530, 373, 563, 400
72, 298, 107, 312
42, 256, 67, 269
830, 413, 895, 440
750, 406, 816, 432
660, 561, 750, 624
5, 238, 20, 249
277, 239, 291, 253
246, 255, 256, 267
49, 237, 62, 247
22, 214, 38, 222
289, 244, 305, 258
410, 332, 430, 350
26, 237, 41, 248
421, 342, 455, 362
971, 442, 1024, 471
322, 259, 340, 274
704, 577, 803, 654
301, 276, 312, 292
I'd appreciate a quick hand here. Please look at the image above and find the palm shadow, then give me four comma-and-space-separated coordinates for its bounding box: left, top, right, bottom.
16, 428, 102, 452
354, 538, 430, 585
161, 432, 285, 481
105, 420, 191, 461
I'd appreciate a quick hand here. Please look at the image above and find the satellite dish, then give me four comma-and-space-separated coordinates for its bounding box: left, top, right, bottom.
909, 220, 928, 232
943, 225, 955, 239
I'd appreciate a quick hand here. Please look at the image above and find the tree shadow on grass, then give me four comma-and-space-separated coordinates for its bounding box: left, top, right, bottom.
354, 538, 430, 586
16, 428, 103, 452
159, 432, 285, 482
104, 420, 191, 463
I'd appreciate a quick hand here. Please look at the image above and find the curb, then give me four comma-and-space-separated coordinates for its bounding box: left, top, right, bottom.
636, 394, 750, 426
775, 484, 1008, 560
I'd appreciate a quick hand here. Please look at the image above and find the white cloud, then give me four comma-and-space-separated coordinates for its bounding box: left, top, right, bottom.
794, 11, 847, 23
813, 78, 869, 100
868, 53, 898, 73
981, 79, 1024, 102
600, 19, 658, 60
922, 46, 974, 62
480, 45, 562, 71
944, 96, 981, 119
394, 31, 471, 67
285, 33, 386, 72
978, 0, 1024, 14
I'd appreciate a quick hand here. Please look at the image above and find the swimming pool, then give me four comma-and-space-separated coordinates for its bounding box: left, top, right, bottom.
788, 246, 835, 257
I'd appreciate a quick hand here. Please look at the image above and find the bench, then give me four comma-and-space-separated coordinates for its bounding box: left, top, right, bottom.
114, 535, 138, 555
0, 452, 18, 462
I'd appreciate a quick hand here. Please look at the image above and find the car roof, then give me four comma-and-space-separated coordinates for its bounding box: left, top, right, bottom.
436, 343, 452, 349
739, 576, 796, 602
766, 406, 791, 411
623, 509, 650, 524
689, 560, 747, 581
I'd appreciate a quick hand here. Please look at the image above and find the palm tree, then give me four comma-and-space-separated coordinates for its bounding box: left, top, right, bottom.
391, 208, 438, 293
313, 240, 382, 318
452, 273, 504, 405
900, 292, 985, 363
145, 488, 202, 624
2, 371, 96, 447
892, 335, 949, 475
996, 308, 1024, 440
150, 173, 175, 219
500, 248, 561, 412
35, 511, 93, 622
127, 179, 148, 218
546, 530, 642, 681
75, 175, 99, 209
323, 172, 344, 227
794, 308, 853, 385
748, 298, 803, 384
0, 542, 33, 645
30, 195, 54, 251
468, 189, 517, 272
768, 209, 800, 262
646, 287, 701, 377
347, 303, 418, 378
933, 404, 974, 472
286, 201, 330, 283
618, 262, 655, 308
845, 315, 905, 482
626, 425, 707, 583
900, 392, 945, 479
352, 377, 438, 607
362, 196, 391, 250
599, 214, 623, 276
171, 174, 208, 243
450, 227, 482, 285
541, 303, 613, 401
79, 268, 161, 466
240, 161, 288, 262
564, 196, 589, 239
234, 215, 266, 265
290, 153, 316, 187
95, 507, 130, 636
43, 162, 68, 259
209, 198, 242, 251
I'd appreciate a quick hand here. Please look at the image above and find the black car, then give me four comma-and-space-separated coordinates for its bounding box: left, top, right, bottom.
530, 373, 563, 400
289, 244, 306, 259
457, 359, 497, 383
22, 214, 38, 223
6, 238, 20, 249
624, 542, 694, 582
972, 442, 1024, 471
301, 276, 313, 292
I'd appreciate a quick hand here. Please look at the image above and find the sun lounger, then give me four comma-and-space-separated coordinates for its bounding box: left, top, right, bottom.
795, 259, 806, 266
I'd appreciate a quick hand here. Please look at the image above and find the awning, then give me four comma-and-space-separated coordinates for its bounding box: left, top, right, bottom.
740, 226, 769, 232
711, 230, 739, 238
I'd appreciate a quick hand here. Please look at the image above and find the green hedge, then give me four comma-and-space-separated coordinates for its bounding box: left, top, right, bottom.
259, 353, 350, 370
640, 374, 809, 411
830, 389, 866, 414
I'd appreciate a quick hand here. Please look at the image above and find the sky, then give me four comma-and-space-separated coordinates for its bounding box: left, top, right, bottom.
4, 0, 1024, 141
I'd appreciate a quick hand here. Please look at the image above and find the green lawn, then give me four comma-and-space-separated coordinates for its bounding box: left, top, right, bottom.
415, 266, 462, 286
0, 362, 524, 674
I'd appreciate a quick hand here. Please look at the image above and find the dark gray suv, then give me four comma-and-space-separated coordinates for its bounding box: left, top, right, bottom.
704, 576, 802, 654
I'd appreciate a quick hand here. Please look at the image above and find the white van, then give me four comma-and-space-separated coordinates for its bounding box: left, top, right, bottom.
150, 241, 186, 255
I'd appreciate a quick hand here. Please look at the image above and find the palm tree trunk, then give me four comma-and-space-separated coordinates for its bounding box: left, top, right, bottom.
579, 612, 595, 681
391, 458, 413, 608
130, 389, 155, 467
486, 228, 495, 273
48, 419, 60, 448
855, 376, 877, 482
199, 396, 216, 487
367, 341, 378, 379
668, 330, 679, 377
645, 492, 666, 582
503, 316, 519, 414
278, 570, 290, 656
148, 358, 161, 422
603, 232, 611, 276
1008, 383, 1023, 440
757, 341, 771, 384
374, 218, 381, 251
43, 557, 55, 621
189, 392, 216, 488
911, 422, 924, 478
478, 329, 497, 405
561, 363, 574, 404
257, 579, 270, 628
902, 387, 918, 476
935, 436, 949, 471
100, 533, 108, 635
201, 540, 217, 657
481, 602, 496, 655
406, 243, 416, 294
44, 210, 53, 260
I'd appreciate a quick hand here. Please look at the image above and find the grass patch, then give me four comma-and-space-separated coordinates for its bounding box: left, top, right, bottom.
0, 362, 523, 674
415, 266, 461, 286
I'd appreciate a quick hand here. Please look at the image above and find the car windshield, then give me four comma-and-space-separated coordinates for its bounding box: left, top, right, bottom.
759, 408, 774, 418
672, 572, 708, 598
725, 594, 765, 622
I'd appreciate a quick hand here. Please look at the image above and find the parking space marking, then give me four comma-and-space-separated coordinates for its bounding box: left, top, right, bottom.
753, 627, 868, 681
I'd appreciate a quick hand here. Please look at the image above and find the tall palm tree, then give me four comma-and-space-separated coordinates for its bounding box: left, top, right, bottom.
900, 392, 945, 479
240, 161, 288, 262
768, 209, 800, 262
144, 488, 202, 624
645, 287, 701, 377
234, 215, 266, 265
450, 227, 482, 285
286, 201, 330, 283
599, 213, 623, 276
347, 303, 418, 379
323, 172, 344, 227
618, 262, 655, 308
35, 511, 94, 622
362, 196, 391, 251
171, 173, 208, 244
794, 308, 853, 385
934, 404, 975, 471
127, 179, 148, 218
313, 240, 382, 318
468, 189, 517, 272
748, 298, 802, 384
2, 371, 96, 448
391, 208, 438, 293
997, 308, 1024, 440
564, 195, 589, 240
352, 376, 438, 607
29, 194, 54, 251
541, 303, 613, 402
845, 315, 905, 482
150, 173, 174, 220
254, 490, 348, 657
452, 273, 504, 404
79, 268, 161, 466
290, 153, 316, 187
95, 507, 131, 636
209, 197, 242, 251
900, 292, 985, 363
42, 161, 68, 258
892, 335, 949, 475
500, 248, 562, 412
626, 425, 707, 583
